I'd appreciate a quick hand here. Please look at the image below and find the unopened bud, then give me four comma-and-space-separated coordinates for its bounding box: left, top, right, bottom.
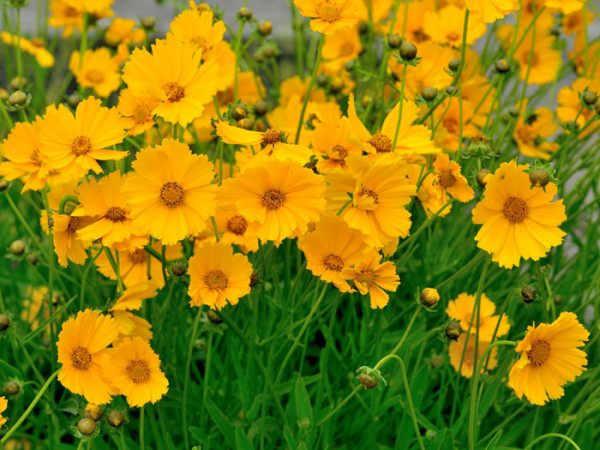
207, 309, 222, 324
254, 101, 268, 116
239, 7, 253, 20
495, 59, 510, 73
445, 321, 461, 340
84, 404, 104, 421
476, 169, 491, 187
583, 91, 598, 105
399, 42, 417, 60
0, 314, 9, 331
521, 285, 536, 304
232, 104, 248, 121
448, 59, 461, 72
387, 34, 402, 49
329, 77, 344, 94
263, 46, 276, 58
141, 17, 156, 31
529, 168, 550, 187
445, 86, 457, 96
258, 21, 272, 36
237, 118, 254, 130
316, 75, 328, 87
171, 262, 186, 277
4, 380, 19, 395
9, 239, 26, 255
421, 87, 437, 101
26, 253, 40, 265
430, 354, 444, 368
107, 410, 125, 427
9, 76, 28, 91
66, 93, 81, 109
420, 288, 440, 308
358, 373, 377, 390
8, 90, 27, 107
77, 418, 96, 436
358, 22, 368, 34
250, 271, 259, 287
0, 88, 9, 101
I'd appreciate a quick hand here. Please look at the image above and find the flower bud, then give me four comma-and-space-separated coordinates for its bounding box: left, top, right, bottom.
26, 253, 40, 265
358, 373, 377, 390
4, 380, 19, 395
0, 314, 9, 331
448, 59, 461, 72
141, 17, 156, 31
238, 7, 253, 20
329, 77, 344, 94
553, 294, 564, 305
250, 271, 259, 287
421, 87, 437, 101
316, 75, 329, 87
232, 104, 248, 121
529, 168, 550, 187
430, 354, 444, 368
387, 34, 402, 49
425, 430, 436, 440
252, 50, 264, 63
207, 309, 222, 324
10, 76, 28, 91
263, 46, 276, 58
508, 107, 520, 118
107, 410, 125, 428
521, 285, 536, 304
9, 239, 26, 255
237, 118, 255, 130
0, 178, 8, 192
495, 59, 510, 73
476, 169, 491, 187
84, 404, 104, 422
445, 86, 457, 96
420, 288, 440, 308
583, 91, 597, 105
0, 88, 9, 101
254, 101, 268, 116
66, 93, 81, 109
399, 42, 417, 60
445, 321, 461, 340
171, 262, 186, 277
8, 90, 28, 107
77, 418, 96, 436
258, 21, 272, 36
550, 26, 560, 37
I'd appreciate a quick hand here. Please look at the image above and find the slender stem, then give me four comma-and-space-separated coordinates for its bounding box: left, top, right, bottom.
294, 35, 324, 144
524, 433, 581, 450
233, 9, 247, 104
140, 405, 145, 450
15, 7, 23, 88
392, 63, 408, 150
182, 308, 203, 450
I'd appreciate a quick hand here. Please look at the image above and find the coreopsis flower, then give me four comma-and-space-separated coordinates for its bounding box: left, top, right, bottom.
110, 312, 153, 343
392, 0, 432, 44
213, 209, 259, 253
347, 94, 438, 156
325, 155, 416, 247
293, 0, 362, 35
508, 312, 589, 405
57, 309, 119, 404
449, 335, 498, 378
514, 108, 559, 160
123, 139, 217, 245
557, 78, 600, 135
0, 120, 48, 192
342, 248, 400, 308
168, 9, 226, 55
298, 216, 368, 292
110, 281, 158, 312
188, 241, 253, 309
416, 173, 452, 218
74, 172, 145, 250
322, 26, 362, 71
69, 48, 121, 98
110, 283, 156, 344
117, 89, 158, 136
215, 122, 312, 165
433, 153, 474, 203
311, 116, 362, 172
446, 293, 510, 341
218, 159, 326, 242
52, 214, 94, 267
37, 97, 126, 178
122, 37, 219, 126
432, 97, 480, 152
472, 161, 567, 269
0, 396, 7, 427
103, 337, 169, 407
543, 0, 584, 14
465, 0, 519, 23
105, 18, 145, 48
48, 0, 84, 37
424, 5, 487, 47
0, 32, 54, 67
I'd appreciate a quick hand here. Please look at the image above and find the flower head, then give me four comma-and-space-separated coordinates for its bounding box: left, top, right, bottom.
69, 48, 121, 97
449, 335, 498, 378
0, 396, 7, 427
446, 293, 510, 341
294, 0, 362, 35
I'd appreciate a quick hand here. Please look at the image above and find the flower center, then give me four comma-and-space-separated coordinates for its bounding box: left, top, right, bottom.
160, 182, 185, 207
30, 148, 42, 166
204, 269, 228, 290
323, 253, 344, 271
443, 117, 459, 134
355, 188, 379, 211
71, 136, 92, 156
163, 82, 185, 102
129, 248, 147, 265
439, 170, 457, 188
368, 133, 392, 153
330, 145, 348, 161
133, 105, 151, 123
527, 339, 550, 367
67, 216, 79, 233
446, 31, 460, 43
71, 346, 92, 370
317, 1, 340, 22
105, 207, 127, 222
503, 197, 528, 223
65, 6, 79, 17
262, 129, 282, 145
85, 69, 105, 84
226, 215, 248, 235
262, 189, 285, 210
191, 36, 209, 53
126, 360, 151, 383
355, 271, 375, 286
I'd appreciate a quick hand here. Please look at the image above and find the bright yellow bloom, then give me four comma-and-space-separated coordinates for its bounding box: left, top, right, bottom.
433, 153, 474, 203
311, 115, 362, 172
0, 396, 7, 427
509, 312, 589, 405
52, 214, 94, 267
514, 108, 559, 160
298, 215, 367, 292
105, 18, 145, 47
415, 172, 451, 219
424, 5, 487, 47
294, 0, 362, 35
446, 293, 510, 341
111, 281, 158, 312
123, 139, 217, 245
449, 335, 498, 378
110, 312, 153, 344
117, 89, 158, 136
322, 26, 362, 70
122, 37, 219, 126
188, 241, 253, 309
213, 208, 259, 253
48, 0, 84, 37
57, 309, 119, 405
168, 9, 226, 55
103, 337, 169, 407
219, 159, 326, 242
472, 161, 567, 269
543, 0, 584, 14
342, 248, 400, 308
37, 97, 126, 178
465, 0, 519, 23
64, 0, 114, 15
1, 32, 54, 67
69, 48, 121, 98
557, 78, 600, 135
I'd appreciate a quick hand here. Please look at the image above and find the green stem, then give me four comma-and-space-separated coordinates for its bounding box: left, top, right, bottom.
524, 433, 581, 450
392, 63, 408, 150
182, 308, 203, 450
233, 13, 246, 103
294, 35, 323, 144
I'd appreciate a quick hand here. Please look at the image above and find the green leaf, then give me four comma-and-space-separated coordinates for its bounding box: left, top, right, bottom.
485, 429, 503, 450
235, 427, 255, 450
204, 396, 236, 448
294, 374, 313, 429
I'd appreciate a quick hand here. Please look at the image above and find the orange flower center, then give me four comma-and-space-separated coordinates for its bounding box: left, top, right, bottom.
317, 1, 340, 22
160, 182, 185, 207
339, 43, 355, 57
71, 136, 92, 156
323, 253, 344, 271
331, 145, 348, 161
204, 269, 228, 290
105, 207, 127, 222
355, 188, 379, 211
368, 133, 392, 153
439, 170, 457, 188
446, 31, 460, 43
65, 6, 79, 17
443, 117, 459, 134
503, 197, 528, 223
516, 125, 534, 144
133, 105, 151, 123
227, 215, 248, 235
67, 216, 79, 233
30, 148, 42, 166
191, 36, 209, 53
163, 82, 185, 102
262, 189, 285, 210
85, 69, 105, 84
262, 129, 282, 145
527, 339, 550, 367
126, 360, 151, 383
355, 271, 374, 287
129, 249, 148, 265
31, 38, 44, 48
71, 346, 92, 370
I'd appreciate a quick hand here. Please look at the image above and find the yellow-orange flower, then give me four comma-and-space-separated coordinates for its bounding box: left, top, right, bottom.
311, 115, 362, 172
449, 335, 498, 378
294, 0, 362, 35
69, 48, 121, 98
168, 9, 226, 55
0, 396, 7, 427
446, 293, 510, 341
433, 153, 474, 203
465, 0, 519, 23
1, 32, 54, 67
117, 89, 158, 136
514, 108, 559, 160
424, 5, 487, 47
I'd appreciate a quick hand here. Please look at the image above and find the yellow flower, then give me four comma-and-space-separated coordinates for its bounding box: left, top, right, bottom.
123, 139, 217, 245
311, 115, 362, 172
322, 26, 362, 69
294, 0, 362, 35
218, 159, 326, 242
465, 0, 519, 23
392, 0, 433, 44
64, 0, 114, 15
117, 89, 158, 136
213, 209, 259, 253
325, 155, 416, 247
57, 309, 119, 405
168, 9, 226, 55
105, 18, 145, 47
122, 37, 219, 126
0, 396, 7, 428
0, 32, 54, 67
508, 312, 589, 405
543, 0, 584, 14
557, 78, 600, 136
446, 293, 510, 341
432, 97, 480, 152
37, 97, 126, 178
472, 161, 567, 269
347, 94, 438, 156
298, 215, 367, 292
342, 248, 400, 308
110, 281, 158, 312
188, 241, 253, 309
433, 153, 474, 203
48, 0, 84, 38
449, 335, 498, 378
424, 5, 487, 47
110, 312, 153, 344
514, 108, 559, 160
103, 337, 169, 407
52, 213, 94, 267
69, 48, 121, 98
